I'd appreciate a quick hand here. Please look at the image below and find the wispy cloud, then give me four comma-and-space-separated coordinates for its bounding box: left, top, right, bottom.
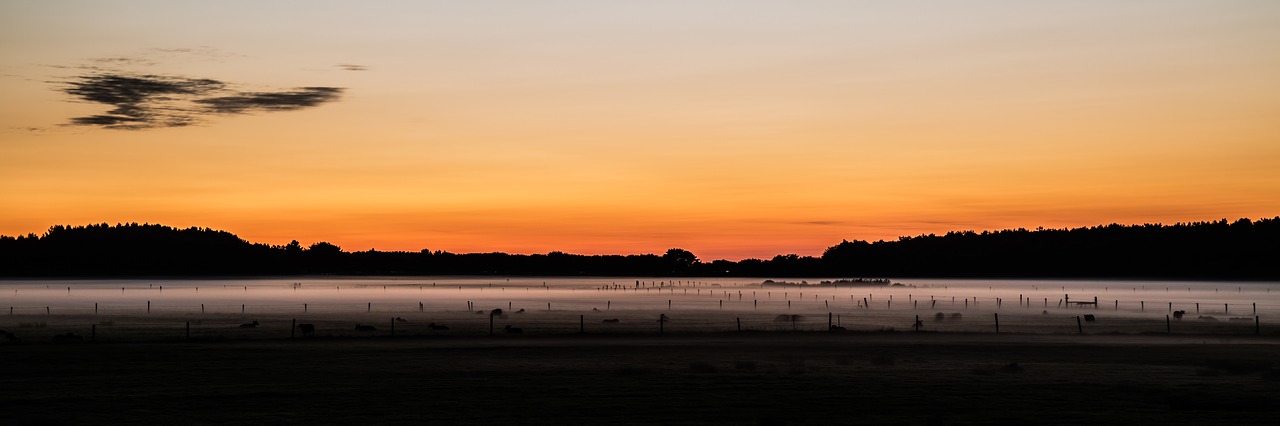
197, 87, 343, 114
337, 63, 368, 71
58, 72, 343, 130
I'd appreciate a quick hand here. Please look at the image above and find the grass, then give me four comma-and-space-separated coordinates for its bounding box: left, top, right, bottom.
3, 332, 1279, 425
2, 309, 1279, 424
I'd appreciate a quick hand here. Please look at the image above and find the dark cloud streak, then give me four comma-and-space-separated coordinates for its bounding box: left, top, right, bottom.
197, 87, 343, 114
59, 72, 342, 130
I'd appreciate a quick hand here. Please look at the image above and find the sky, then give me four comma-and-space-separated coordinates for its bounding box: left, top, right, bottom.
2, 1, 1278, 260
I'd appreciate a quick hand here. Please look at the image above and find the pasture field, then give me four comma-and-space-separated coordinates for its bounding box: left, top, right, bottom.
2, 316, 1279, 425
3, 277, 1278, 424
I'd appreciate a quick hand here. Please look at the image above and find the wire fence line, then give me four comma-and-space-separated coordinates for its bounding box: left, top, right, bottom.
2, 306, 1268, 343
5, 282, 1277, 342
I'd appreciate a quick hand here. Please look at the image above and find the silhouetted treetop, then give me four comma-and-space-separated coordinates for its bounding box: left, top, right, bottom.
1, 218, 1275, 278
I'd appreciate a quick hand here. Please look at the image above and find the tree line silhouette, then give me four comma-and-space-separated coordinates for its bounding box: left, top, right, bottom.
0, 218, 1275, 278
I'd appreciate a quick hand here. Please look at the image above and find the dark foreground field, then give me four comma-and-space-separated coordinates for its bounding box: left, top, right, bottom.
4, 333, 1279, 425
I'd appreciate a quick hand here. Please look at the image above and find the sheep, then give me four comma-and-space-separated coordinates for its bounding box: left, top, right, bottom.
51, 333, 84, 343
297, 323, 315, 336
239, 321, 260, 328
504, 325, 523, 334
602, 318, 620, 323
427, 323, 449, 330
355, 324, 378, 332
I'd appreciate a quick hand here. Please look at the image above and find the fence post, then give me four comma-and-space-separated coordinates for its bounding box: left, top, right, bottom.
1166, 315, 1171, 334
994, 313, 1000, 334
292, 319, 296, 338
1077, 316, 1083, 334
737, 317, 741, 332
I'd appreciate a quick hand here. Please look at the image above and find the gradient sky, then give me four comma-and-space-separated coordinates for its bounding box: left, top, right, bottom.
2, 1, 1278, 260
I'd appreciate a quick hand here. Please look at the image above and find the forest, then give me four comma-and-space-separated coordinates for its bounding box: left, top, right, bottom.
0, 218, 1276, 279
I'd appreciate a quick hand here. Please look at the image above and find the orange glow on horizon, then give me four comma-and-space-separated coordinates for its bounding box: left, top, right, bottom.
2, 2, 1278, 261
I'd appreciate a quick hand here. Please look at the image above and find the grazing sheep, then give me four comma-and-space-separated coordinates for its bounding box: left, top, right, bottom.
394, 317, 408, 323
490, 308, 503, 316
297, 323, 315, 336
592, 308, 601, 312
51, 333, 84, 343
1198, 316, 1218, 321
773, 314, 802, 322
515, 309, 526, 313
950, 313, 963, 321
1083, 314, 1096, 322
934, 312, 946, 321
239, 321, 260, 328
829, 325, 847, 331
355, 324, 378, 332
504, 325, 523, 334
1173, 310, 1186, 319
427, 323, 449, 330
602, 318, 620, 323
